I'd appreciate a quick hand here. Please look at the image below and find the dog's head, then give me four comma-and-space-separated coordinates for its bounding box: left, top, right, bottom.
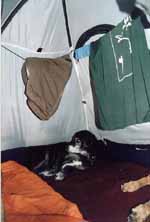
68, 130, 98, 166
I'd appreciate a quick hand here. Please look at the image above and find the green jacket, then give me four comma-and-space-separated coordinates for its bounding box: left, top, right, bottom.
89, 16, 150, 130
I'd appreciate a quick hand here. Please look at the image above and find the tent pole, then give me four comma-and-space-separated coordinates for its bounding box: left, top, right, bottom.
62, 0, 72, 48
71, 54, 89, 130
1, 0, 28, 33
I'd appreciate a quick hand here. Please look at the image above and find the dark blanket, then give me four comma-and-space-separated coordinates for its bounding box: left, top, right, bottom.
46, 161, 150, 222
2, 144, 150, 222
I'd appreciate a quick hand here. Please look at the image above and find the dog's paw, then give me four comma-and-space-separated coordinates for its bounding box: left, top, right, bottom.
121, 181, 140, 192
128, 204, 149, 222
55, 172, 65, 181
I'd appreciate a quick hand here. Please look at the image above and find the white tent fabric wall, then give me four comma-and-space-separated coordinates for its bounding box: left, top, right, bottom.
67, 0, 128, 46
2, 0, 68, 51
1, 46, 86, 150
1, 0, 87, 150
1, 0, 150, 150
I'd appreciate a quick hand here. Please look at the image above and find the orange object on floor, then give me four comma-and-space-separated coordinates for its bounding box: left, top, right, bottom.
2, 161, 86, 222
5, 215, 86, 222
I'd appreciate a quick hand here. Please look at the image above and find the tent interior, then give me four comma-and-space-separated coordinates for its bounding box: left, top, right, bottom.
1, 0, 150, 222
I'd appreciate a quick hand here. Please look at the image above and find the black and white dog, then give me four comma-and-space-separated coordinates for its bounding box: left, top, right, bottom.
33, 130, 98, 180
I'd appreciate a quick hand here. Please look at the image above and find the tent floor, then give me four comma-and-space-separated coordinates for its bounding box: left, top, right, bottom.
2, 143, 150, 222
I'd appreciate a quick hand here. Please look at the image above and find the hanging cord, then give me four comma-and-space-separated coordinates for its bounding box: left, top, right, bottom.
1, 42, 72, 59
62, 0, 72, 48
2, 44, 25, 60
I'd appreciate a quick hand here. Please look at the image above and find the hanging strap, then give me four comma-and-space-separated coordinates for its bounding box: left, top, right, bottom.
62, 0, 72, 47
74, 44, 91, 60
74, 24, 115, 60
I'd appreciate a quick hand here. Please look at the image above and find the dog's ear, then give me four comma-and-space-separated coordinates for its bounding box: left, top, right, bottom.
87, 134, 98, 146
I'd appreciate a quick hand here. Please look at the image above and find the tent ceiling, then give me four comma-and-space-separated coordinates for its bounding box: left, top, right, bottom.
2, 0, 132, 36
2, 0, 26, 26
